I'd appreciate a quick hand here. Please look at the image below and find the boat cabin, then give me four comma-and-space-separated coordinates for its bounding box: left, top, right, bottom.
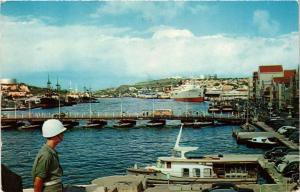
155, 157, 214, 178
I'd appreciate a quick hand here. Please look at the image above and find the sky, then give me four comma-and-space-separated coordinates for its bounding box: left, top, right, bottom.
0, 1, 299, 90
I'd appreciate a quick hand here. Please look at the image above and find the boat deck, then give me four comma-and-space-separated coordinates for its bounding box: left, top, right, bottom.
159, 154, 262, 163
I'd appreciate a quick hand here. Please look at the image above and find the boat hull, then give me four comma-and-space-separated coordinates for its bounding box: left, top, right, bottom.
174, 97, 204, 102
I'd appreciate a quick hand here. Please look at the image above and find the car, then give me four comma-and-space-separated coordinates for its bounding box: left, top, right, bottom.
264, 147, 288, 159
288, 133, 299, 143
284, 129, 298, 137
282, 161, 299, 178
270, 150, 299, 163
52, 112, 67, 118
277, 126, 297, 134
275, 155, 299, 172
202, 183, 254, 192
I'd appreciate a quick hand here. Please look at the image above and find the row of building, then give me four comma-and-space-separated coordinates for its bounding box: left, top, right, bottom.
251, 65, 299, 112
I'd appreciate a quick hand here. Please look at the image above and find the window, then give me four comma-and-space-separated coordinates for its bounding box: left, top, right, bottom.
193, 168, 201, 177
166, 162, 171, 169
203, 168, 212, 177
182, 168, 189, 177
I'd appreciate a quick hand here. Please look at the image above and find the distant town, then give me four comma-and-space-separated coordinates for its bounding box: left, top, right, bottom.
1, 64, 299, 118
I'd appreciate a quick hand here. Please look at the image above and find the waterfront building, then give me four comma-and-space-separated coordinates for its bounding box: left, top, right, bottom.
253, 65, 298, 115
0, 78, 31, 98
256, 65, 284, 102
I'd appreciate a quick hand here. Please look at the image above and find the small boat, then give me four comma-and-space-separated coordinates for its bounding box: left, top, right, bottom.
146, 119, 166, 127
182, 120, 195, 127
240, 123, 256, 132
246, 137, 278, 148
193, 121, 213, 128
208, 107, 221, 113
83, 123, 102, 128
221, 106, 234, 113
113, 119, 136, 128
83, 120, 107, 128
1, 125, 14, 130
18, 124, 40, 130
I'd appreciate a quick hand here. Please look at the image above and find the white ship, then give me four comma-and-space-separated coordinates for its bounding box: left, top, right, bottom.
171, 84, 204, 102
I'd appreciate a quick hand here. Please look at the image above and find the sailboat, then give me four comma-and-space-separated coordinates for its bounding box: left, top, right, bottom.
240, 101, 256, 132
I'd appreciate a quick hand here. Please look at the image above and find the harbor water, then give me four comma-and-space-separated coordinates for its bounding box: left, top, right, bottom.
2, 98, 267, 188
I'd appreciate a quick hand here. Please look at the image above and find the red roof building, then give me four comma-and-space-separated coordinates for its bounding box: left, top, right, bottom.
273, 77, 290, 84
259, 65, 283, 73
284, 70, 296, 78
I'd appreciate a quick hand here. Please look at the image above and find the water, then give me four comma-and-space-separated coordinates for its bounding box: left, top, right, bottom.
2, 98, 267, 188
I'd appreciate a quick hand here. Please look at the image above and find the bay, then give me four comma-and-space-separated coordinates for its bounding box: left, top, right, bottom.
1, 98, 266, 188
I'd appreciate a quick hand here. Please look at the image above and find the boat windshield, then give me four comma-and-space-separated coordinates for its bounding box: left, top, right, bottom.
156, 160, 162, 168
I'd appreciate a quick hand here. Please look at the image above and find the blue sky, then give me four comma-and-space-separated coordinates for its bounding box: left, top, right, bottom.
0, 1, 298, 90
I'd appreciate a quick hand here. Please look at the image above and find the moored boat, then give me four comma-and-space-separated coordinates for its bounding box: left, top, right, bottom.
146, 119, 166, 127
113, 119, 136, 128
246, 137, 278, 148
241, 123, 256, 132
18, 124, 40, 130
193, 121, 213, 128
83, 120, 107, 128
128, 125, 259, 184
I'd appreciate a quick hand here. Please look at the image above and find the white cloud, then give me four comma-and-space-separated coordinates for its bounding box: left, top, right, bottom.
0, 16, 298, 81
253, 10, 280, 35
90, 2, 185, 22
152, 28, 194, 39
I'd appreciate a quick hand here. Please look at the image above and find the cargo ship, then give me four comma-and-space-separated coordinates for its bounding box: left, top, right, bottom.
171, 84, 204, 102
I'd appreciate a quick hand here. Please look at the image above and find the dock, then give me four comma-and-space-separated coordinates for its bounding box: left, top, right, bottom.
21, 154, 298, 192
254, 122, 298, 150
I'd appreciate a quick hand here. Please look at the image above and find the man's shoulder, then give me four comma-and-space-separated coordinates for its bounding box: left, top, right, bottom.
38, 145, 54, 157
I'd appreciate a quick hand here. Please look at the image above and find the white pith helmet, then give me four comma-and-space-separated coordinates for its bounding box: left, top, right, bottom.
42, 119, 67, 138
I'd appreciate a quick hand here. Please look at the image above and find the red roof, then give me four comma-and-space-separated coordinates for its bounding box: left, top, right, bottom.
259, 65, 283, 73
273, 77, 290, 84
284, 70, 296, 78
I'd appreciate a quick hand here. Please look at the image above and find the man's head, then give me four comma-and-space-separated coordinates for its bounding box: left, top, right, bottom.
42, 119, 67, 142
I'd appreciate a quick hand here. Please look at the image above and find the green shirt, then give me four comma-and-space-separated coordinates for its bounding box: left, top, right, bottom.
32, 144, 63, 182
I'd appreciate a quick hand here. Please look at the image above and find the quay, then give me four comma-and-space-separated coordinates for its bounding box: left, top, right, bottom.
21, 154, 298, 192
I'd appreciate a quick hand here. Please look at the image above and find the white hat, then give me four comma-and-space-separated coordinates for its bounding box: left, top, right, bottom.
42, 119, 67, 138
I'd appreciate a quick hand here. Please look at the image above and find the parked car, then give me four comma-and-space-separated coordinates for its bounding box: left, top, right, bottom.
288, 132, 299, 143
275, 155, 299, 170
52, 112, 67, 118
264, 147, 288, 159
284, 129, 298, 137
202, 183, 254, 192
277, 126, 297, 134
270, 150, 299, 163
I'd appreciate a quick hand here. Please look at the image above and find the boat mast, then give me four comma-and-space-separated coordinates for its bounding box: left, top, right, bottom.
175, 124, 183, 148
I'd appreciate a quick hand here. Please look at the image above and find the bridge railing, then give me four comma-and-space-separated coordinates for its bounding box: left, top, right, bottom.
3, 111, 244, 120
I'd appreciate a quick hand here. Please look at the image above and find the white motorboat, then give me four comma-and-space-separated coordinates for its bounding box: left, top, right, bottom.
128, 125, 259, 183
246, 137, 278, 148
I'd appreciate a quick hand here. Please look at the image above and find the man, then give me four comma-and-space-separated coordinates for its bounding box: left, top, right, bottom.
32, 119, 67, 192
